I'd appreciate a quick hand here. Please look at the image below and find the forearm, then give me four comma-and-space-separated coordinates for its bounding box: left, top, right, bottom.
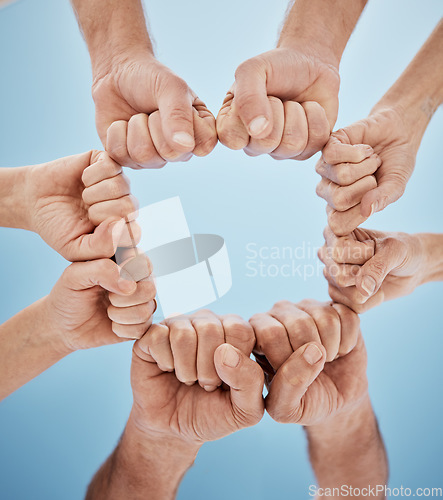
278, 0, 368, 67
0, 167, 31, 230
305, 396, 388, 498
70, 0, 153, 78
417, 233, 443, 285
0, 297, 71, 400
374, 20, 443, 146
86, 415, 199, 500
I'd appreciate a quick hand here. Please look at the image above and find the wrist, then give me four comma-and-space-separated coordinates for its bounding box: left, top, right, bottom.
415, 233, 443, 285
0, 166, 33, 231
116, 413, 200, 495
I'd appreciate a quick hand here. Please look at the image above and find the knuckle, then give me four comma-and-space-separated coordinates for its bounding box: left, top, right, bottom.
331, 187, 351, 211
172, 326, 196, 347
335, 165, 352, 185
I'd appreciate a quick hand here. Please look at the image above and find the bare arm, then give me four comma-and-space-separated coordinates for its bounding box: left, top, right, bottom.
86, 418, 198, 500
278, 0, 368, 68
305, 396, 388, 498
0, 167, 31, 230
70, 0, 153, 78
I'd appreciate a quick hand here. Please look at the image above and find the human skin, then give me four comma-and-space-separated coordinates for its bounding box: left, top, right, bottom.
0, 151, 138, 261
70, 0, 217, 169
85, 331, 264, 499
319, 226, 443, 313
137, 309, 256, 391
250, 301, 388, 497
316, 20, 443, 235
0, 255, 156, 401
217, 0, 367, 160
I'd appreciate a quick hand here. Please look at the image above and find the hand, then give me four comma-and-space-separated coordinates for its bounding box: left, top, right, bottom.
43, 255, 156, 352
319, 226, 425, 313
128, 312, 264, 445
317, 106, 421, 235
137, 309, 256, 391
26, 151, 137, 261
217, 47, 340, 160
250, 300, 367, 425
250, 299, 360, 364
92, 51, 217, 168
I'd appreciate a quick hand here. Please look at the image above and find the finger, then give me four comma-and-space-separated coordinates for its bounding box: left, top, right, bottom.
192, 103, 218, 157
216, 93, 250, 150
106, 120, 138, 168
355, 240, 405, 298
126, 113, 167, 169
249, 312, 292, 371
316, 154, 381, 186
294, 101, 330, 160
169, 319, 198, 384
119, 253, 153, 282
149, 111, 193, 162
138, 323, 174, 371
331, 303, 360, 357
322, 136, 373, 165
269, 301, 322, 357
360, 170, 409, 217
108, 299, 156, 325
112, 318, 153, 340
88, 195, 139, 227
221, 314, 255, 356
316, 175, 377, 212
296, 299, 341, 362
265, 343, 326, 424
234, 59, 273, 139
191, 315, 224, 391
327, 204, 368, 237
270, 100, 308, 160
109, 278, 156, 307
62, 258, 137, 295
326, 276, 385, 314
214, 344, 265, 426
82, 153, 122, 188
156, 77, 195, 153
244, 96, 284, 156
318, 245, 360, 287
82, 173, 131, 206
323, 226, 375, 265
65, 218, 128, 261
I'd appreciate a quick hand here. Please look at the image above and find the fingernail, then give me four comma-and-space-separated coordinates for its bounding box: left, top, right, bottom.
363, 145, 373, 158
172, 132, 194, 148
370, 200, 379, 216
248, 116, 269, 136
110, 219, 126, 248
361, 276, 376, 296
203, 385, 217, 392
303, 344, 323, 365
97, 152, 105, 161
222, 344, 240, 368
117, 277, 137, 294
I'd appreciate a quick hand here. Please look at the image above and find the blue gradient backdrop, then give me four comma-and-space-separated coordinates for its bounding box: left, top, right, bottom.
0, 0, 442, 498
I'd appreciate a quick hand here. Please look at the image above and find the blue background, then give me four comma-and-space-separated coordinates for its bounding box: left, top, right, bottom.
0, 0, 442, 498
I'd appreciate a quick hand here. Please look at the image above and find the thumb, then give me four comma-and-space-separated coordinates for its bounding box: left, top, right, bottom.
360, 171, 407, 217
63, 259, 137, 296
67, 217, 126, 261
214, 344, 264, 427
355, 240, 405, 298
265, 343, 326, 424
156, 75, 195, 152
233, 59, 273, 139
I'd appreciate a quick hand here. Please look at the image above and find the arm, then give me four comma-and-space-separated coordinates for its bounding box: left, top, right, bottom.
70, 0, 152, 80
86, 419, 198, 500
0, 167, 31, 230
216, 1, 367, 160
317, 20, 443, 231
306, 396, 388, 498
0, 298, 70, 400
321, 228, 443, 313
278, 0, 368, 69
70, 0, 217, 168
